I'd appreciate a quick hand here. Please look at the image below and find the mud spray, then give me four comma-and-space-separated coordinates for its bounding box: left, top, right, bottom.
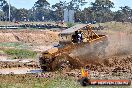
67, 30, 132, 68
105, 31, 132, 56
70, 31, 132, 58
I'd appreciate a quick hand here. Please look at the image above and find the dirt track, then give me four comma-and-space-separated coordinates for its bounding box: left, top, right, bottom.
0, 30, 59, 45
0, 23, 132, 80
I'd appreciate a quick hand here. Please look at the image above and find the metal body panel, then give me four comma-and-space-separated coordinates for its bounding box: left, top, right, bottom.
61, 24, 88, 34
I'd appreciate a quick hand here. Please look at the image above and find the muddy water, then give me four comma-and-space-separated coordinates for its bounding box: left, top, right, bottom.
0, 57, 42, 74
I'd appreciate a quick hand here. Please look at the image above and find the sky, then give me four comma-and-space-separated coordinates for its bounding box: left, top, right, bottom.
5, 0, 132, 11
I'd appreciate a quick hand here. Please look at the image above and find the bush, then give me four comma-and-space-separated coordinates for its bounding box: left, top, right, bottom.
4, 49, 37, 59
66, 22, 75, 28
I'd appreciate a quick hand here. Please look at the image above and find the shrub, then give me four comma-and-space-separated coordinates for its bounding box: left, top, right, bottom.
66, 22, 75, 28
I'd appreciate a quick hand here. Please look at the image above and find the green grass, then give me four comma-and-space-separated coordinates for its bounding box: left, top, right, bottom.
66, 22, 76, 28
0, 50, 4, 54
0, 74, 131, 88
0, 42, 30, 49
4, 49, 37, 59
0, 74, 50, 88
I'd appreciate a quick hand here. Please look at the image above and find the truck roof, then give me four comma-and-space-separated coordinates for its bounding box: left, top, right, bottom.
60, 24, 88, 34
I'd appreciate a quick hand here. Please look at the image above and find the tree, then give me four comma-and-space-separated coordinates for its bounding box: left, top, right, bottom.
90, 0, 114, 22
34, 0, 50, 9
15, 8, 28, 21
82, 7, 93, 23
10, 6, 17, 21
0, 10, 4, 21
33, 0, 50, 21
52, 1, 66, 21
113, 6, 132, 22
66, 0, 87, 10
51, 0, 87, 21
120, 6, 131, 21
75, 10, 85, 22
0, 0, 7, 10
28, 8, 35, 21
113, 10, 124, 22
0, 0, 9, 20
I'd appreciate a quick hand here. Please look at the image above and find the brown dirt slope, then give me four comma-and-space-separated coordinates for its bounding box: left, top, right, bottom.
0, 30, 59, 44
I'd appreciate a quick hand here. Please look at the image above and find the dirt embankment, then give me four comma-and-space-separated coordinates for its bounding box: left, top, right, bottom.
0, 30, 59, 45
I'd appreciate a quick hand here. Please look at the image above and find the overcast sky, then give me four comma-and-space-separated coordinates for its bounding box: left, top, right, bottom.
5, 0, 132, 11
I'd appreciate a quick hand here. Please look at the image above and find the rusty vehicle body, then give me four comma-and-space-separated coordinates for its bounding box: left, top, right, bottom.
39, 24, 108, 71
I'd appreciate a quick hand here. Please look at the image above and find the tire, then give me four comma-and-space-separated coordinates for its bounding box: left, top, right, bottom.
80, 77, 90, 86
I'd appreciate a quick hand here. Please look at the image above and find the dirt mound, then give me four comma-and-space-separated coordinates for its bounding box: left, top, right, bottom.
0, 30, 59, 44
83, 55, 132, 75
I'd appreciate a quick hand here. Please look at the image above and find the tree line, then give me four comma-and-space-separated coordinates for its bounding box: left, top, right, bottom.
0, 0, 132, 23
